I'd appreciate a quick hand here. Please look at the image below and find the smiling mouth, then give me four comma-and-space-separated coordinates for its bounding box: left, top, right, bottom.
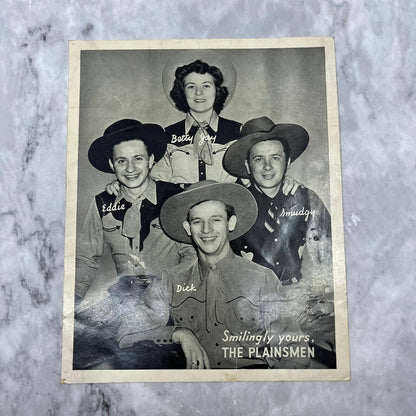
262, 173, 275, 180
194, 99, 206, 103
200, 236, 217, 242
125, 174, 140, 180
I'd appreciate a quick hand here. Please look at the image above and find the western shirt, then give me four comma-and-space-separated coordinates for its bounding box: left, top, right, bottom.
75, 179, 195, 299
117, 250, 309, 369
151, 115, 241, 184
231, 185, 332, 284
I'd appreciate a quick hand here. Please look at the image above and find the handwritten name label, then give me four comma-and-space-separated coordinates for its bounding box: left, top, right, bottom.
280, 207, 315, 221
176, 283, 197, 292
170, 134, 217, 144
102, 202, 125, 213
171, 134, 193, 144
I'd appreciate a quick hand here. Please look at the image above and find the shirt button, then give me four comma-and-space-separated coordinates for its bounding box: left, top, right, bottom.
215, 343, 219, 346
210, 265, 217, 271
134, 246, 139, 249
274, 238, 278, 242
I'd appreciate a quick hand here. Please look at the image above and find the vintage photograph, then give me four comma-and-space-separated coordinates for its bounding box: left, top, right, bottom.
62, 38, 349, 382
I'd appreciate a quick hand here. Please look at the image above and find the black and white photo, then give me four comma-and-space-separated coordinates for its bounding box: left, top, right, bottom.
62, 38, 349, 383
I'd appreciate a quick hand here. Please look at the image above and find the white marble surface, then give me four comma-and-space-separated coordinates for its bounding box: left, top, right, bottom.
1, 1, 415, 415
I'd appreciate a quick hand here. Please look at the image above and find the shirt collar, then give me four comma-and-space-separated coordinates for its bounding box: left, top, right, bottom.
184, 111, 219, 134
252, 183, 283, 204
198, 246, 236, 280
117, 177, 157, 205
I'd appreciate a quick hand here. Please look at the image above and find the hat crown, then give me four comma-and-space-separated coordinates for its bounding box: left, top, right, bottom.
240, 117, 275, 138
104, 119, 142, 137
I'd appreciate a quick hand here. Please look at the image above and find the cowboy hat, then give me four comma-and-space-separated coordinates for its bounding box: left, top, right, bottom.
160, 180, 258, 244
223, 117, 309, 178
88, 119, 166, 173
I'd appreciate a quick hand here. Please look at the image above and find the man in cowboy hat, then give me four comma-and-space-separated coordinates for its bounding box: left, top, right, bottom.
74, 119, 194, 369
223, 117, 335, 367
76, 118, 194, 302
117, 180, 311, 369
223, 116, 332, 286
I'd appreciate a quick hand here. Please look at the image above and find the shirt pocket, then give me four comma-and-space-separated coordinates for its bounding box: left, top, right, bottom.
169, 145, 195, 172
171, 296, 204, 331
224, 297, 264, 333
212, 139, 236, 157
102, 213, 121, 231
102, 214, 123, 250
212, 145, 228, 157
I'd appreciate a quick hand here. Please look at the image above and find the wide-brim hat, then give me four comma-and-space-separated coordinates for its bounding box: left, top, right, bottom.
162, 49, 237, 110
223, 117, 309, 178
160, 180, 258, 244
88, 119, 166, 173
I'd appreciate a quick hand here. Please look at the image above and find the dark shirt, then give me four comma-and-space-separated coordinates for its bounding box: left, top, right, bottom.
231, 185, 331, 284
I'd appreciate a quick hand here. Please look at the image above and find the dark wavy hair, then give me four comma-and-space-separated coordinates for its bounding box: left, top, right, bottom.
170, 59, 229, 114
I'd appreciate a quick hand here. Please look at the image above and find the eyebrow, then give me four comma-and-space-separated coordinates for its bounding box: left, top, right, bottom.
190, 214, 226, 220
251, 152, 283, 158
114, 154, 147, 160
184, 80, 214, 86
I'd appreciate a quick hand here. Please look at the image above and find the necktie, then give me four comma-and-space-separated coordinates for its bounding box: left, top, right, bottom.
205, 265, 225, 332
190, 117, 214, 165
264, 202, 280, 233
121, 197, 143, 241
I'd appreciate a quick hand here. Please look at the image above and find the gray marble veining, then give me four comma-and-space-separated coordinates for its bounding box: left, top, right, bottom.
1, 1, 415, 415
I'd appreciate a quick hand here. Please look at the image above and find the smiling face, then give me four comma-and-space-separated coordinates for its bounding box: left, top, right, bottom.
183, 72, 216, 115
246, 140, 290, 198
183, 200, 236, 263
109, 139, 154, 194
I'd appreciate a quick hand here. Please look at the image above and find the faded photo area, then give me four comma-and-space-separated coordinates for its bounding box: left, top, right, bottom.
64, 41, 345, 381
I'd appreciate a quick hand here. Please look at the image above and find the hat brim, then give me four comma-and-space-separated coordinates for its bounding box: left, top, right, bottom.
160, 182, 258, 244
88, 124, 166, 173
162, 50, 237, 110
223, 124, 309, 178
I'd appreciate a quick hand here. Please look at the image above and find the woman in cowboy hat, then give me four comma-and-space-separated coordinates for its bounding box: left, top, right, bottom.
105, 51, 246, 196
151, 51, 242, 185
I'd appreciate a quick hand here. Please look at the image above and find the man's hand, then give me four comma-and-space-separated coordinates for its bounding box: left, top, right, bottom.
106, 179, 120, 195
173, 328, 211, 369
282, 176, 303, 196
